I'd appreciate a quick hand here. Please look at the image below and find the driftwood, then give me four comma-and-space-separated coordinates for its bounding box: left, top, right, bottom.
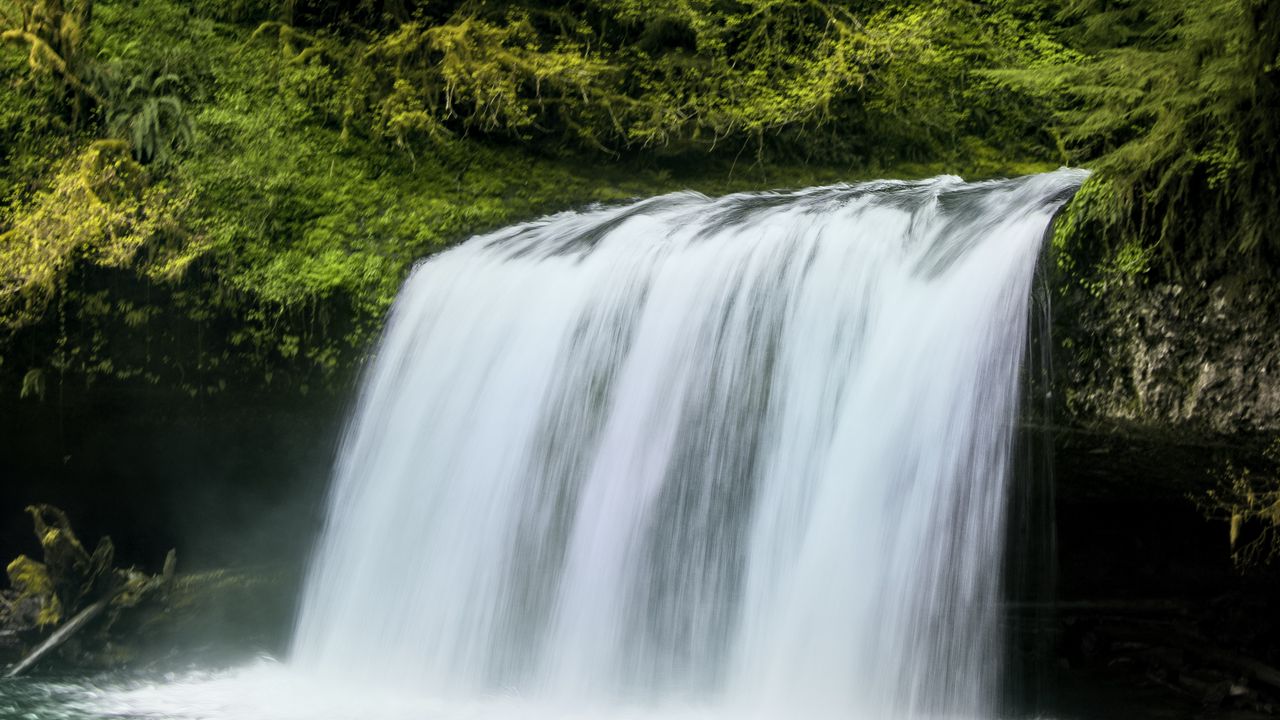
3, 596, 109, 678
1, 505, 178, 675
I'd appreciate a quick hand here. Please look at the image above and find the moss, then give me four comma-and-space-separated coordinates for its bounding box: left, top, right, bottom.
2, 0, 1272, 397
997, 0, 1280, 274
5, 555, 62, 626
5, 0, 1073, 395
0, 140, 190, 330
109, 568, 297, 665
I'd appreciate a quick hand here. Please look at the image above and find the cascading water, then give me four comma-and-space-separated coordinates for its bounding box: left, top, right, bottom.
283, 169, 1088, 719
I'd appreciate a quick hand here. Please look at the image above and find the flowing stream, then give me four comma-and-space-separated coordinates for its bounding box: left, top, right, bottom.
2, 169, 1086, 719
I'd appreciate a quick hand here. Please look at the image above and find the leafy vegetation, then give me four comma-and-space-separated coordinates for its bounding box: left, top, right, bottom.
1024, 0, 1280, 284
1198, 440, 1280, 569
0, 0, 1276, 396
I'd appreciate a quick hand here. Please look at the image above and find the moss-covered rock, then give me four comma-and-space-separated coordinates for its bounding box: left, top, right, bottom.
1056, 271, 1280, 438
4, 555, 60, 627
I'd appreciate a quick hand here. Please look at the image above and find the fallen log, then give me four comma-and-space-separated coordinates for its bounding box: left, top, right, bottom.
1, 506, 182, 675
3, 596, 109, 678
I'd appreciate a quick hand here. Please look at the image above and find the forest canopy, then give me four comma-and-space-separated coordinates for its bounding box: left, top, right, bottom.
1, 0, 1277, 394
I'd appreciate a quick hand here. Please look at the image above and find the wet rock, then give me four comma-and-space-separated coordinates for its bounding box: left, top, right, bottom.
1057, 271, 1280, 437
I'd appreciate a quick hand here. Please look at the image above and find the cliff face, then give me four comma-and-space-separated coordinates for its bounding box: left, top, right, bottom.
1060, 271, 1280, 438
1047, 260, 1280, 605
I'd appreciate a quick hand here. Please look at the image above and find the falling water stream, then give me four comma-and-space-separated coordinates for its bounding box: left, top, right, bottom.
3, 169, 1086, 720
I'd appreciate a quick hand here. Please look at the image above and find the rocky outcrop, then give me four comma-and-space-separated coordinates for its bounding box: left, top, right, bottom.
1048, 261, 1280, 601
1058, 270, 1280, 438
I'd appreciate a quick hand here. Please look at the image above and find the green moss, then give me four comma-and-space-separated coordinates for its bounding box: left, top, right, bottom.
997, 0, 1280, 274
2, 0, 1272, 396
5, 555, 61, 626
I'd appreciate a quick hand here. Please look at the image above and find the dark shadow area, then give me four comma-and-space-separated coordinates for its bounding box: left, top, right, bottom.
0, 380, 348, 575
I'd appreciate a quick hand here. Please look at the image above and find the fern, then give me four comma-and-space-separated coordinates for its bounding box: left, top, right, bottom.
105, 70, 194, 165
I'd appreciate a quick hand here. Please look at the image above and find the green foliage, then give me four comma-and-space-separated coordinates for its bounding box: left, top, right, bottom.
0, 140, 191, 330
0, 38, 75, 209
105, 69, 194, 165
5, 0, 701, 394
1051, 175, 1156, 297
0, 0, 1275, 397
0, 0, 101, 120
18, 366, 43, 398
997, 0, 1280, 274
1197, 440, 1280, 570
246, 0, 1072, 165
248, 2, 882, 155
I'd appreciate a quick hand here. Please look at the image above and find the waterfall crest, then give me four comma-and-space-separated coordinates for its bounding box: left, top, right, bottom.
292, 169, 1087, 718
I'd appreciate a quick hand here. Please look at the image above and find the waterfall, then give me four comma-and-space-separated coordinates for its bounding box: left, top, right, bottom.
290, 169, 1087, 719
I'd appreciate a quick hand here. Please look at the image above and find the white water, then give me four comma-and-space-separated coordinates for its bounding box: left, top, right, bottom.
51, 170, 1086, 720
289, 169, 1086, 717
